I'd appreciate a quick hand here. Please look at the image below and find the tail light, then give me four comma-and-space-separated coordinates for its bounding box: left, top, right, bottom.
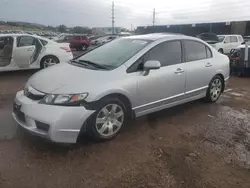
60, 46, 71, 52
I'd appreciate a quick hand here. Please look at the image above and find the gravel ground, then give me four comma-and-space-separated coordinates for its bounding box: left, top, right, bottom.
0, 68, 250, 188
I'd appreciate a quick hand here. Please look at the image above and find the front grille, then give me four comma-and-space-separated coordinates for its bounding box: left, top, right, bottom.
13, 103, 25, 123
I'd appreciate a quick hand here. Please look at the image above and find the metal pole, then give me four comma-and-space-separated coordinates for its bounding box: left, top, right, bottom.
112, 1, 115, 35
153, 8, 156, 26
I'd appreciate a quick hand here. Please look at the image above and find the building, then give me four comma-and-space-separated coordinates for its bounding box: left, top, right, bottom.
92, 27, 122, 36
136, 21, 250, 36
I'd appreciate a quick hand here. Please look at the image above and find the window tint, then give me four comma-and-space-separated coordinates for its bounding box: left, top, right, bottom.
224, 37, 230, 43
145, 41, 182, 67
230, 36, 238, 42
206, 47, 212, 58
82, 36, 87, 40
40, 39, 48, 46
184, 40, 207, 62
17, 36, 35, 47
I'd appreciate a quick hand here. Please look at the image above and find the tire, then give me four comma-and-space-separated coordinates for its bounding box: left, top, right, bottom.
81, 44, 88, 51
86, 97, 128, 141
40, 56, 59, 69
204, 75, 223, 102
218, 48, 224, 54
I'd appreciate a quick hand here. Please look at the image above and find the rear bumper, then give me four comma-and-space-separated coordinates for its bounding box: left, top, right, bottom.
58, 52, 73, 63
13, 91, 95, 143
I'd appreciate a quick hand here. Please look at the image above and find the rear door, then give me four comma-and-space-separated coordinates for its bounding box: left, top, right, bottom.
12, 36, 36, 68
183, 40, 215, 97
135, 40, 186, 115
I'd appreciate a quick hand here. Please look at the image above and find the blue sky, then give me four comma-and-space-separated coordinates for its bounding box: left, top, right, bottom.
1, 0, 250, 28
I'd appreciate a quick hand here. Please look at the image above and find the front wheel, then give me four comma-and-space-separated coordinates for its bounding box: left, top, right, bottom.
86, 97, 127, 141
204, 75, 223, 102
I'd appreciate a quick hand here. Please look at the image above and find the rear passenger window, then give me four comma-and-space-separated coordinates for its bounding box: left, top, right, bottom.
145, 41, 182, 67
17, 36, 35, 47
184, 40, 207, 62
40, 39, 48, 46
230, 36, 238, 42
206, 47, 212, 58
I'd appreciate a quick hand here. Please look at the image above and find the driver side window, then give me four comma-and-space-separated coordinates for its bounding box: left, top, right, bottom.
127, 40, 182, 73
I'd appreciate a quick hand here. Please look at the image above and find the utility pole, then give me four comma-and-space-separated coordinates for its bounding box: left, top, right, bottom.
131, 24, 133, 31
112, 1, 115, 35
152, 8, 156, 26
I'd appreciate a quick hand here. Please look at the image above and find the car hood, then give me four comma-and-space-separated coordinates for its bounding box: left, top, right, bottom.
28, 63, 123, 94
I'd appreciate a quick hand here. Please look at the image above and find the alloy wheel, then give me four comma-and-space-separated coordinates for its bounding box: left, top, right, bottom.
95, 104, 124, 137
210, 78, 222, 101
44, 58, 57, 68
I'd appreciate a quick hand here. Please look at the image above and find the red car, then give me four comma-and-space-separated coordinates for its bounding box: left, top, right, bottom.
69, 35, 90, 51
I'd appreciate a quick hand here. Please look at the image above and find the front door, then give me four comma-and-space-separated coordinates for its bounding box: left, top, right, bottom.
183, 40, 215, 97
134, 40, 186, 116
12, 36, 36, 68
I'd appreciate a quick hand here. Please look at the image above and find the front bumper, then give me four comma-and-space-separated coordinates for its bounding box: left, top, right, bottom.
12, 91, 95, 143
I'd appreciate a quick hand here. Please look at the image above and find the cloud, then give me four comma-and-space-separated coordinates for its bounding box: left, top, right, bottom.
0, 0, 250, 28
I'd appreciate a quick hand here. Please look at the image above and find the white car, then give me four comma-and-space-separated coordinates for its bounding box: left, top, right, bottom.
212, 34, 244, 54
0, 34, 73, 72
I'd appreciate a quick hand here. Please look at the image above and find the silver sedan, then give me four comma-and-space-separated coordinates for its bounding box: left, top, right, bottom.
13, 33, 230, 143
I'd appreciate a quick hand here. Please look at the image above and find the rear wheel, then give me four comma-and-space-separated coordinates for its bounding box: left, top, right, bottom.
218, 48, 224, 54
205, 75, 223, 102
40, 56, 59, 69
81, 44, 88, 51
86, 97, 127, 141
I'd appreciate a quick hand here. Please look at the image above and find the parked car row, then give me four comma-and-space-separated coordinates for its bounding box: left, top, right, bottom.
198, 33, 244, 54
52, 34, 119, 51
12, 33, 229, 144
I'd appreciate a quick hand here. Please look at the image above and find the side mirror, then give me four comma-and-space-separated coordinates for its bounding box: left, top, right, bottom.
143, 60, 161, 70
142, 60, 161, 76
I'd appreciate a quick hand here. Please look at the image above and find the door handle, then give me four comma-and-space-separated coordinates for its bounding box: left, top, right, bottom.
205, 62, 212, 67
175, 68, 185, 74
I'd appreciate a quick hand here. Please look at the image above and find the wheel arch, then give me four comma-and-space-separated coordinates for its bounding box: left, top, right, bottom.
97, 93, 133, 119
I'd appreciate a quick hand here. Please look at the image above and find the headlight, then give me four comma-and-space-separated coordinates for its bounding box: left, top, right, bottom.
40, 93, 88, 105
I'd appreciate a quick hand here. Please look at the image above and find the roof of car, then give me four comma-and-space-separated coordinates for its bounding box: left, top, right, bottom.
124, 33, 194, 41
0, 33, 53, 42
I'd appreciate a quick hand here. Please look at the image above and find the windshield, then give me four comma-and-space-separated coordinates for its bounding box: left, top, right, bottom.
76, 38, 151, 69
218, 36, 225, 42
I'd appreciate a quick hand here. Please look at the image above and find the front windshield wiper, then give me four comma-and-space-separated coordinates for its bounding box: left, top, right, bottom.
78, 60, 110, 70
